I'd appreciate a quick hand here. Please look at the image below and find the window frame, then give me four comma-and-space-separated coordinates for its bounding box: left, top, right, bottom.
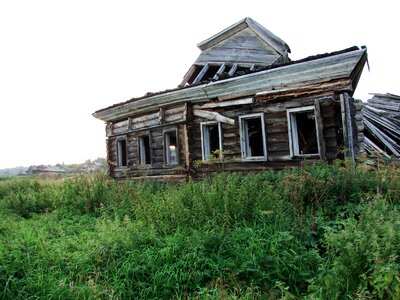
116, 137, 128, 168
239, 113, 268, 161
163, 128, 179, 166
200, 121, 223, 161
287, 105, 321, 158
138, 134, 152, 166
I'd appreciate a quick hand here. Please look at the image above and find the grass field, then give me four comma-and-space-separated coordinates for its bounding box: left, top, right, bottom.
0, 160, 399, 299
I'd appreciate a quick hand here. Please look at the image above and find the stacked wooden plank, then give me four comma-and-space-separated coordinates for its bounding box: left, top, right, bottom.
362, 93, 400, 158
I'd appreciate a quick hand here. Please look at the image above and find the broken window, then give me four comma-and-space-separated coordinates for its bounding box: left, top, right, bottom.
186, 65, 203, 85
287, 106, 320, 157
164, 130, 178, 165
183, 64, 254, 86
239, 114, 267, 160
201, 122, 222, 160
117, 138, 128, 167
139, 135, 151, 165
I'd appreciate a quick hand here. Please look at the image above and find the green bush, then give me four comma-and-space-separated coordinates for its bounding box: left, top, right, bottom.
309, 198, 400, 299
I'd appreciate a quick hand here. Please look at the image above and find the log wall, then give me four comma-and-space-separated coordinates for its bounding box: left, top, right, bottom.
107, 103, 189, 180
107, 94, 346, 180
190, 94, 342, 175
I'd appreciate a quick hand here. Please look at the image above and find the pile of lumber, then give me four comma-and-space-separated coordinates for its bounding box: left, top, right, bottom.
362, 93, 400, 158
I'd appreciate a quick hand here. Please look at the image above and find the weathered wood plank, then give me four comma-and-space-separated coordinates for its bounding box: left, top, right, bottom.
164, 105, 186, 116
193, 97, 254, 109
192, 64, 209, 85
314, 100, 326, 159
164, 113, 184, 123
193, 109, 235, 125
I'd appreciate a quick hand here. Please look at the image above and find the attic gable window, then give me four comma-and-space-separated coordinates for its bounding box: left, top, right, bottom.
239, 113, 267, 161
183, 64, 254, 86
164, 129, 179, 165
201, 122, 222, 160
139, 135, 151, 165
287, 106, 321, 157
116, 138, 128, 167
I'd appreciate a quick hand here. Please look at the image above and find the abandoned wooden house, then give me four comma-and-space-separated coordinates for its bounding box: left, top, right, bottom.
93, 17, 367, 180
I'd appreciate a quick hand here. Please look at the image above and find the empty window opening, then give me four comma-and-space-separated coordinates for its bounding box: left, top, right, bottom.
240, 114, 267, 160
165, 131, 178, 165
139, 135, 151, 165
201, 122, 222, 160
288, 107, 320, 157
117, 139, 127, 167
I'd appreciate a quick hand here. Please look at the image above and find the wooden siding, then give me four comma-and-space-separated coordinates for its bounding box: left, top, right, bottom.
195, 27, 281, 65
187, 94, 341, 176
106, 104, 187, 138
106, 92, 356, 180
109, 125, 189, 180
106, 104, 189, 180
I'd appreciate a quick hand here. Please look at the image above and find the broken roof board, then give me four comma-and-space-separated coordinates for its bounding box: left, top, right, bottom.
93, 48, 367, 122
363, 93, 400, 157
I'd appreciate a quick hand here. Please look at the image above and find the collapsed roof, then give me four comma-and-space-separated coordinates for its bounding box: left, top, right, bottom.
93, 47, 367, 122
363, 93, 400, 158
180, 17, 291, 86
93, 18, 367, 122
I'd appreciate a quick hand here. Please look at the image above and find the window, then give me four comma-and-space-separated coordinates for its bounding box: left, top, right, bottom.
164, 130, 179, 165
116, 138, 128, 167
239, 113, 267, 161
139, 135, 151, 165
287, 106, 320, 157
201, 122, 222, 160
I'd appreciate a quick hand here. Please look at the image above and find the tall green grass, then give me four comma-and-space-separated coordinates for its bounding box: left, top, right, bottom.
0, 161, 399, 299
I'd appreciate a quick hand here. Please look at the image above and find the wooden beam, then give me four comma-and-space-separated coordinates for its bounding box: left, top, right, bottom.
314, 100, 326, 159
228, 63, 238, 76
128, 117, 132, 130
159, 108, 164, 124
193, 109, 235, 125
192, 64, 209, 85
212, 63, 226, 81
194, 97, 254, 109
340, 93, 348, 148
180, 65, 197, 86
342, 92, 355, 163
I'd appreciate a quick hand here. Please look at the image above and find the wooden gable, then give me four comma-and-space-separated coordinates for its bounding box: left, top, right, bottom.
181, 17, 290, 86
196, 27, 285, 65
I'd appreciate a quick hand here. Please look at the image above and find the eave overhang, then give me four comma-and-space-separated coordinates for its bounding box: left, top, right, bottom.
93, 47, 367, 122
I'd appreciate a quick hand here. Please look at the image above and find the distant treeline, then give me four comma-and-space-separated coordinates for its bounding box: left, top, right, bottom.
0, 157, 107, 176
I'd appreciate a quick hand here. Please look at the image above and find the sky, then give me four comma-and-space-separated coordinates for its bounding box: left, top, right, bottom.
0, 0, 399, 169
